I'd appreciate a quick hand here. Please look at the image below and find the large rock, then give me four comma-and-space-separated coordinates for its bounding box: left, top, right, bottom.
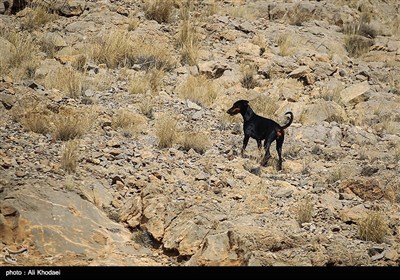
1, 182, 142, 264
340, 81, 370, 105
186, 231, 250, 266
300, 99, 347, 125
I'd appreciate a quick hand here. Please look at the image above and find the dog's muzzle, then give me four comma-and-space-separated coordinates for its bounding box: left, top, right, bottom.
227, 107, 240, 116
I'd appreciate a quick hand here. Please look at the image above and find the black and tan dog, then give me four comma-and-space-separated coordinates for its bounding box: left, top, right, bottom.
227, 100, 293, 170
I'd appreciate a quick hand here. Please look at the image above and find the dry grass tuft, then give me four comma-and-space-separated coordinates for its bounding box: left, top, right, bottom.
358, 210, 388, 243
240, 63, 259, 89
90, 31, 175, 70
177, 75, 217, 107
129, 68, 164, 95
20, 5, 58, 31
0, 30, 39, 79
223, 5, 256, 21
52, 108, 92, 141
249, 96, 279, 118
343, 16, 375, 57
112, 109, 146, 137
344, 35, 373, 58
143, 0, 175, 23
179, 131, 210, 154
61, 140, 80, 174
177, 1, 199, 65
44, 67, 83, 98
277, 33, 295, 56
156, 113, 178, 148
39, 33, 62, 58
139, 97, 154, 119
296, 197, 313, 225
177, 19, 200, 65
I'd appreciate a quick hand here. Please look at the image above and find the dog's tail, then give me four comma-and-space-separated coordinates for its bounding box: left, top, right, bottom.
281, 112, 294, 129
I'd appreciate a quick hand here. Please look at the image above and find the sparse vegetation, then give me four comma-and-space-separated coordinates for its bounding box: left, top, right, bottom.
0, 30, 39, 79
296, 197, 313, 225
328, 168, 343, 184
112, 109, 146, 137
44, 67, 83, 98
249, 96, 278, 118
143, 0, 175, 23
156, 113, 178, 148
11, 97, 52, 135
344, 35, 374, 58
61, 140, 79, 174
179, 131, 210, 154
177, 75, 217, 107
129, 68, 164, 95
277, 33, 295, 56
139, 97, 154, 119
20, 5, 58, 31
52, 108, 92, 141
177, 18, 199, 65
358, 210, 388, 243
343, 16, 375, 57
90, 31, 175, 70
240, 63, 259, 90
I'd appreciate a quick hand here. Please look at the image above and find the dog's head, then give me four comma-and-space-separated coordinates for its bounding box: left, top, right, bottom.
227, 100, 249, 116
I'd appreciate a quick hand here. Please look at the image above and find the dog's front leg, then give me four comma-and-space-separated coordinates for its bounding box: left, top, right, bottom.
241, 135, 250, 157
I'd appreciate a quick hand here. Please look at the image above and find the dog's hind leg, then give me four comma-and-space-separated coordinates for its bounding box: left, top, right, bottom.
276, 135, 284, 170
261, 134, 275, 167
241, 135, 250, 157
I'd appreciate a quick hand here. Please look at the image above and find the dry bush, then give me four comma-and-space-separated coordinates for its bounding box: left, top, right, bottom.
178, 20, 199, 65
143, 0, 175, 23
139, 97, 154, 119
296, 197, 313, 225
343, 16, 375, 57
344, 35, 373, 57
0, 30, 39, 79
285, 3, 320, 26
358, 211, 388, 243
39, 33, 62, 58
177, 75, 217, 107
11, 98, 52, 135
240, 64, 259, 90
179, 131, 210, 154
19, 105, 52, 135
129, 68, 164, 95
249, 96, 279, 118
156, 113, 178, 148
90, 30, 132, 69
343, 14, 377, 39
112, 109, 146, 137
177, 0, 199, 65
223, 6, 256, 21
61, 140, 79, 174
251, 33, 267, 52
328, 168, 343, 184
127, 16, 140, 31
20, 5, 58, 31
90, 31, 175, 70
44, 67, 83, 98
277, 33, 295, 56
52, 108, 92, 141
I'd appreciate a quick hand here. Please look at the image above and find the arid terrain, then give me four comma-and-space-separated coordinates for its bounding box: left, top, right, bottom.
0, 0, 399, 266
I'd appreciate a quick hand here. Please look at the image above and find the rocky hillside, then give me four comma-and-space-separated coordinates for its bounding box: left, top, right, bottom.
1, 0, 399, 266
